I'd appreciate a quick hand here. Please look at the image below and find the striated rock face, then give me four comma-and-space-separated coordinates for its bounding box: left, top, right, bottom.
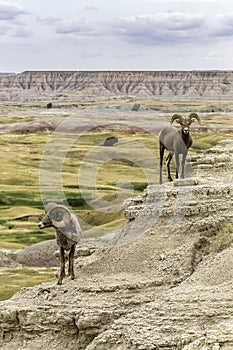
1, 70, 233, 101
1, 140, 233, 350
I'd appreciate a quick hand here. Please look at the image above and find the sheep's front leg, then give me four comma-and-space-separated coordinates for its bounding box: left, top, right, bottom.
68, 244, 76, 280
57, 247, 65, 285
181, 153, 187, 178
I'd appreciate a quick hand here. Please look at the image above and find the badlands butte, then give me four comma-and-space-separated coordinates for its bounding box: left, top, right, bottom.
0, 70, 233, 101
1, 71, 233, 350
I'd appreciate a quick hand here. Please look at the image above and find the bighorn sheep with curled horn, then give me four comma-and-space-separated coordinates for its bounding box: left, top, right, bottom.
159, 113, 201, 184
38, 203, 82, 285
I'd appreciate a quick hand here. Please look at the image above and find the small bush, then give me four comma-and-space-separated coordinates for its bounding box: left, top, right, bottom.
131, 103, 140, 111
212, 223, 233, 253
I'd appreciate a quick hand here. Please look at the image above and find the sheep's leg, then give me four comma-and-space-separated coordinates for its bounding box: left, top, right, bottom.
159, 142, 165, 184
175, 153, 180, 179
181, 153, 187, 178
57, 247, 65, 285
68, 244, 75, 280
166, 153, 173, 181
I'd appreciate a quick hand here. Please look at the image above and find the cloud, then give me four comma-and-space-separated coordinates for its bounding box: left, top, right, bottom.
56, 18, 100, 37
38, 10, 233, 46
83, 6, 98, 11
0, 24, 9, 35
109, 12, 233, 45
12, 27, 31, 38
0, 2, 32, 39
37, 16, 60, 25
0, 2, 28, 21
81, 52, 103, 59
208, 13, 233, 37
110, 12, 205, 45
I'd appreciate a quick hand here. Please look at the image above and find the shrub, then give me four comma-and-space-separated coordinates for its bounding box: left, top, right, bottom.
212, 223, 233, 252
131, 103, 140, 111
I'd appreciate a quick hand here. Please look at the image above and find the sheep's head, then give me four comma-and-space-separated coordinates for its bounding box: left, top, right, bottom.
170, 113, 201, 134
38, 214, 53, 229
38, 203, 82, 243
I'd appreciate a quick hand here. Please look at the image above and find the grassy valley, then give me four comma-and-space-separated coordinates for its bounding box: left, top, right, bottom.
0, 98, 233, 299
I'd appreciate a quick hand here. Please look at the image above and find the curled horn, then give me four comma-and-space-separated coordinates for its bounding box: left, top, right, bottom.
189, 113, 201, 124
48, 205, 71, 228
170, 114, 183, 124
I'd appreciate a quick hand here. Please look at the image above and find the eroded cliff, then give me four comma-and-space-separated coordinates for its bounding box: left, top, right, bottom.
1, 140, 233, 349
1, 70, 233, 101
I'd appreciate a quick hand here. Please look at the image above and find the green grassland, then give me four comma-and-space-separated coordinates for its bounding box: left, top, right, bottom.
0, 268, 55, 300
0, 98, 233, 300
0, 100, 233, 247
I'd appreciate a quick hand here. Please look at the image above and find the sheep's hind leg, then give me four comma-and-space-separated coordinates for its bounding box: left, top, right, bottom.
68, 244, 75, 280
166, 153, 173, 181
57, 247, 66, 285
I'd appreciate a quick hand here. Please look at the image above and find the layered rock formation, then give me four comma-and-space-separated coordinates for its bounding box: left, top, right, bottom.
1, 70, 233, 101
1, 140, 233, 349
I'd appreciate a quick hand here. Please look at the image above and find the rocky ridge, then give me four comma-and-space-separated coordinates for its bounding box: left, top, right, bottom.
1, 140, 233, 349
1, 70, 233, 101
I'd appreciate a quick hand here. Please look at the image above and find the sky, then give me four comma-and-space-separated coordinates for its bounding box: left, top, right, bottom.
1, 0, 233, 72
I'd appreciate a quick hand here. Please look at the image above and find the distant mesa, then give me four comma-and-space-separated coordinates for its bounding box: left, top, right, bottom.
0, 72, 14, 76
0, 70, 232, 101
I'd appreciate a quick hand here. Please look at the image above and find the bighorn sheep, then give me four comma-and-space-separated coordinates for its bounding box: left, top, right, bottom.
38, 203, 82, 285
159, 113, 201, 184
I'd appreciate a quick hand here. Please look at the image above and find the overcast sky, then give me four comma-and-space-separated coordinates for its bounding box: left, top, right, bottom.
1, 0, 233, 72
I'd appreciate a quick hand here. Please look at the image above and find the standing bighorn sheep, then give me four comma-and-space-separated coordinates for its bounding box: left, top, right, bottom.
38, 203, 82, 285
159, 113, 201, 184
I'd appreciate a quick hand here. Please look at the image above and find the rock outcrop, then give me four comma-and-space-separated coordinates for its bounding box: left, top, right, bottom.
1, 70, 233, 101
1, 140, 233, 349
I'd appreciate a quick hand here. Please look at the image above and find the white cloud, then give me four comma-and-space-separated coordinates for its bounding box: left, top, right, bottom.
0, 2, 28, 21
0, 24, 9, 35
12, 27, 31, 37
108, 12, 233, 45
2, 1, 233, 71
56, 18, 100, 37
207, 13, 233, 37
110, 13, 205, 44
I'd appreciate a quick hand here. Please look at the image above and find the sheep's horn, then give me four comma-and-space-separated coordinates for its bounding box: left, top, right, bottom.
48, 206, 71, 228
45, 202, 57, 213
170, 114, 183, 124
189, 113, 201, 124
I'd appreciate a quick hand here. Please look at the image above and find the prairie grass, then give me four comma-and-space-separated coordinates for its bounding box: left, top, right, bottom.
0, 267, 54, 300
211, 223, 233, 253
0, 99, 232, 247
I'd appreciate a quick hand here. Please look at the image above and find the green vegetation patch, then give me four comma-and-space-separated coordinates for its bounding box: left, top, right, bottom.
212, 223, 233, 253
191, 133, 233, 152
0, 100, 233, 249
0, 267, 54, 301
